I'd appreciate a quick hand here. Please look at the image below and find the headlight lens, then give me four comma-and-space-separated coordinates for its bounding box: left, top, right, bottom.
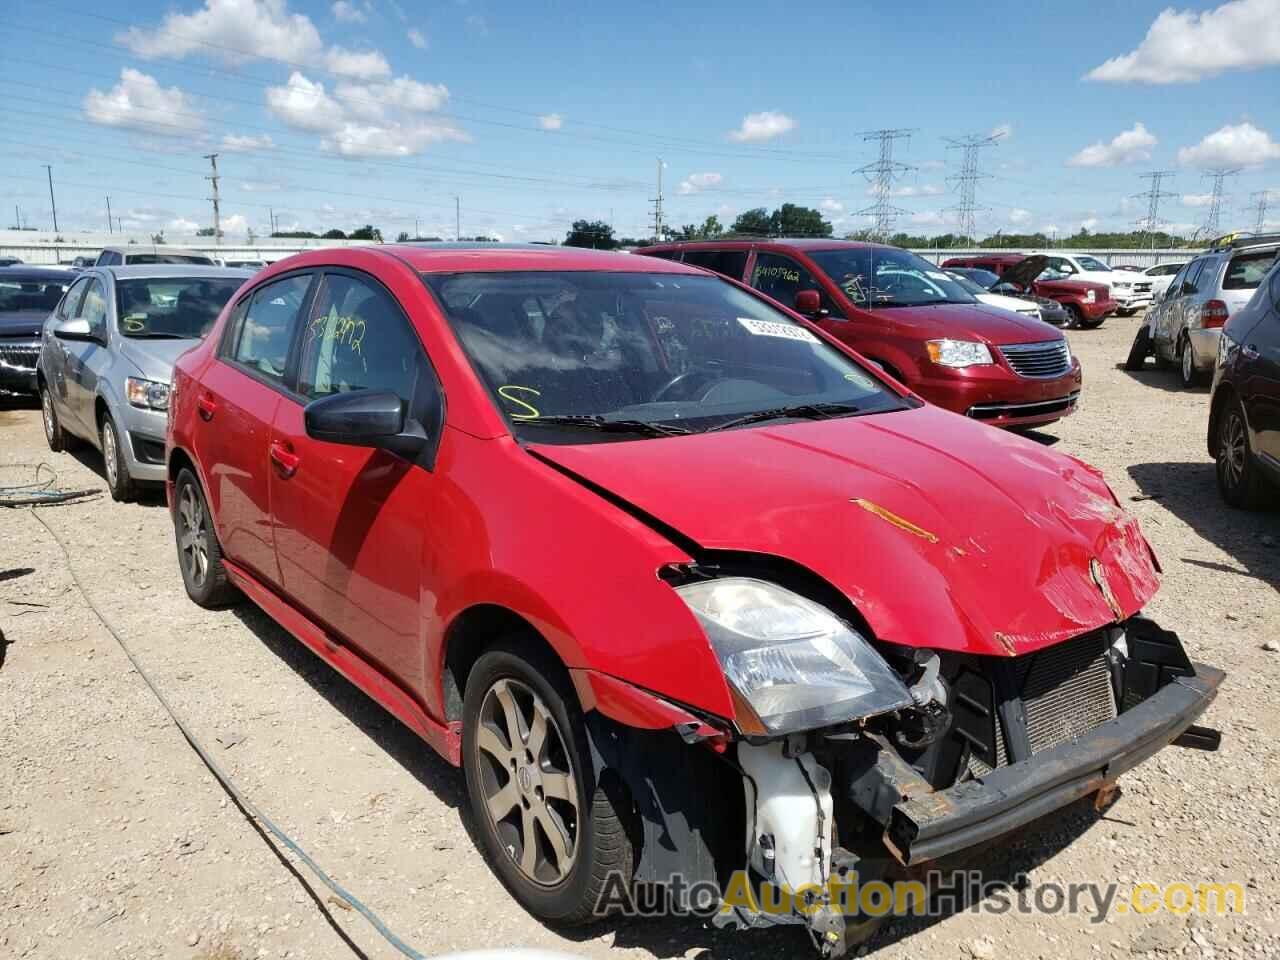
675, 577, 912, 735
925, 339, 993, 368
1085, 290, 1097, 303
126, 376, 170, 410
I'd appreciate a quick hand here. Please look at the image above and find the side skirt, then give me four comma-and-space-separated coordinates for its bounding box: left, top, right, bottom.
222, 558, 462, 766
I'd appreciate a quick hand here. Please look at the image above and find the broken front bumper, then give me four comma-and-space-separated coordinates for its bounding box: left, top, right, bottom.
887, 662, 1223, 865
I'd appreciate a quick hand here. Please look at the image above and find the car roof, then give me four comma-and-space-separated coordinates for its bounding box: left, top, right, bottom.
0, 265, 77, 282
646, 238, 888, 253
267, 242, 705, 276
100, 265, 255, 280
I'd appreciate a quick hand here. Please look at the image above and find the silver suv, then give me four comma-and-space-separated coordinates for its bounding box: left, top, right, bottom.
1128, 235, 1280, 388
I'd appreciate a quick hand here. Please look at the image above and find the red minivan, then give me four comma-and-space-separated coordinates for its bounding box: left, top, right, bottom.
639, 239, 1083, 430
167, 244, 1220, 954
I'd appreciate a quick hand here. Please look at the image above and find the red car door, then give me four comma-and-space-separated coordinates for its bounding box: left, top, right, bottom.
197, 272, 316, 586
267, 269, 441, 692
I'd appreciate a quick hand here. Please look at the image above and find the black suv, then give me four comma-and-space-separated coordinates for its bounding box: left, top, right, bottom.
1208, 254, 1280, 509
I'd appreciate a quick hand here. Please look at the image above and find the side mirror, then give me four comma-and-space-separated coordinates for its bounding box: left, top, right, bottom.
304, 390, 427, 459
794, 289, 827, 318
53, 317, 95, 341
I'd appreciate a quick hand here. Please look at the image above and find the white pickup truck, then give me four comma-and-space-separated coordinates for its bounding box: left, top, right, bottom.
1027, 252, 1154, 315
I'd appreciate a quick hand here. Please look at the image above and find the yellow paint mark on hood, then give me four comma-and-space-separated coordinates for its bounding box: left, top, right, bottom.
851, 498, 939, 545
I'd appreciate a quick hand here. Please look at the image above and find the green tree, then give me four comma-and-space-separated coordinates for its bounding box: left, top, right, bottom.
396, 231, 411, 242
770, 204, 832, 237
349, 224, 382, 241
564, 219, 616, 249
731, 208, 772, 236
322, 228, 348, 240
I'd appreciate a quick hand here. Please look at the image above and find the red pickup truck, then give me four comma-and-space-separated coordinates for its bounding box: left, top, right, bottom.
941, 254, 1117, 329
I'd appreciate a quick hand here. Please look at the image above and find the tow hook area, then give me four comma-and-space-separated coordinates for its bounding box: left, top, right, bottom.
716, 740, 848, 956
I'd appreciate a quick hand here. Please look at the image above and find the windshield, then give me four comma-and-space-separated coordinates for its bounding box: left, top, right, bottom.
807, 248, 977, 308
950, 267, 999, 288
945, 273, 988, 296
115, 277, 244, 339
1075, 256, 1110, 272
0, 275, 68, 314
425, 271, 905, 439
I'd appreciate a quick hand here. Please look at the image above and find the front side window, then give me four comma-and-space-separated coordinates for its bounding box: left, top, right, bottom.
1223, 250, 1279, 291
297, 273, 423, 402
116, 277, 244, 340
1075, 256, 1110, 273
57, 276, 91, 319
807, 247, 978, 308
425, 271, 904, 441
750, 253, 830, 309
79, 279, 109, 339
231, 274, 311, 384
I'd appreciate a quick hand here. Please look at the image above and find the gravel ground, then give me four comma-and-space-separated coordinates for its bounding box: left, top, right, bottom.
1, 315, 1278, 960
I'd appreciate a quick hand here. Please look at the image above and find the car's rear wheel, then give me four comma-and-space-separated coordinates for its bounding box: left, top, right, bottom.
174, 468, 239, 606
1124, 325, 1152, 371
41, 384, 67, 452
1216, 396, 1271, 510
463, 642, 632, 924
100, 415, 136, 502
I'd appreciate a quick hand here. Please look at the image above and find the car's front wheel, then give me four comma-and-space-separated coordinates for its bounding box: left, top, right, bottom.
1124, 325, 1152, 371
100, 415, 136, 502
1216, 396, 1271, 510
463, 642, 632, 925
173, 468, 239, 607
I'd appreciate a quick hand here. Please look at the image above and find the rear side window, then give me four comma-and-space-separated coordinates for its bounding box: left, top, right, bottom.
641, 249, 680, 261
1182, 259, 1209, 294
1223, 250, 1279, 291
297, 272, 423, 402
681, 249, 749, 280
231, 274, 311, 384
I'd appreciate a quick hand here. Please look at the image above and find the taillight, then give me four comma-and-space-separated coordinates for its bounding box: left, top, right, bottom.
1201, 299, 1229, 329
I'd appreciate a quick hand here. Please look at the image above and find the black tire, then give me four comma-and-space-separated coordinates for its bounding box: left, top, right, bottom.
1216, 395, 1271, 510
174, 468, 239, 607
463, 641, 633, 925
40, 383, 67, 452
100, 414, 137, 502
1124, 326, 1152, 371
1178, 336, 1204, 388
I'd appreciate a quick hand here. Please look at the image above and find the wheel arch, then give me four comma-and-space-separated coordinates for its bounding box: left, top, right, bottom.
1207, 382, 1238, 458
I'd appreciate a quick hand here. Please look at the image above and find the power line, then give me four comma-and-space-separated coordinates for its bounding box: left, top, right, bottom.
1201, 168, 1241, 237
1134, 170, 1176, 246
942, 133, 1002, 243
853, 128, 915, 240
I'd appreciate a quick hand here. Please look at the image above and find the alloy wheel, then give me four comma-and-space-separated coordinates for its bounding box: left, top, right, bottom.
178, 484, 210, 587
102, 422, 119, 488
1220, 411, 1247, 490
41, 390, 55, 442
474, 677, 579, 886
1182, 342, 1195, 384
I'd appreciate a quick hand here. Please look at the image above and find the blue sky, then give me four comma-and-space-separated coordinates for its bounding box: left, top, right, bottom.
4, 0, 1279, 242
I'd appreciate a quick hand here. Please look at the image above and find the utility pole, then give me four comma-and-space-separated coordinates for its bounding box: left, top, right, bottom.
203, 153, 222, 246
854, 128, 915, 240
44, 165, 58, 233
269, 206, 277, 236
106, 195, 113, 234
1201, 167, 1240, 238
650, 158, 664, 241
414, 215, 420, 239
1134, 171, 1175, 248
1247, 191, 1271, 234
942, 133, 1002, 245
455, 196, 461, 240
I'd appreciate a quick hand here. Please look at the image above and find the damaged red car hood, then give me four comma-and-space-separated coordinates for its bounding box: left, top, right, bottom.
530, 405, 1160, 658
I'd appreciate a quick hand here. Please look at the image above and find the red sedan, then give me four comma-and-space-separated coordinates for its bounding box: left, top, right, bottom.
167, 244, 1220, 953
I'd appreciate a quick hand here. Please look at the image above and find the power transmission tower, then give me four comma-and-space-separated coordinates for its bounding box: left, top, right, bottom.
1133, 170, 1175, 246
1201, 167, 1240, 238
854, 128, 915, 240
651, 158, 665, 241
942, 133, 1001, 245
203, 153, 222, 246
1247, 191, 1271, 234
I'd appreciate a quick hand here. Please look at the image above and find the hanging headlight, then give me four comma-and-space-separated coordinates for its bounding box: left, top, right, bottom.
675, 577, 912, 735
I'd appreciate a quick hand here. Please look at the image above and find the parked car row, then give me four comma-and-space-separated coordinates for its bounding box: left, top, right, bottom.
18, 242, 1225, 954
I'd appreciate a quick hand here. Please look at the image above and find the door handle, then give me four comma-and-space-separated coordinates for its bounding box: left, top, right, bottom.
1242, 344, 1261, 361
269, 440, 301, 478
197, 394, 217, 421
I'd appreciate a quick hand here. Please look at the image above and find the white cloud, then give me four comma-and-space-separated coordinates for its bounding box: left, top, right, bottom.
1009, 208, 1032, 225
119, 0, 325, 64
221, 132, 275, 152
240, 180, 283, 192
169, 217, 200, 233
919, 159, 946, 171
819, 197, 844, 213
407, 27, 427, 49
83, 68, 203, 136
332, 0, 366, 23
1181, 193, 1215, 207
889, 184, 944, 198
537, 113, 563, 131
336, 76, 450, 119
322, 119, 468, 157
266, 72, 345, 132
466, 14, 488, 34
1081, 217, 1100, 230
991, 122, 1013, 141
728, 111, 795, 143
324, 46, 391, 80
909, 210, 947, 226
1177, 122, 1280, 168
1042, 223, 1060, 235
1066, 122, 1157, 167
677, 172, 723, 195
222, 213, 249, 234
1086, 0, 1280, 84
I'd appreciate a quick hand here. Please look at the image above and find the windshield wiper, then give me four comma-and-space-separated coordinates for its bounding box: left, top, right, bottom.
517, 415, 692, 438
705, 401, 862, 433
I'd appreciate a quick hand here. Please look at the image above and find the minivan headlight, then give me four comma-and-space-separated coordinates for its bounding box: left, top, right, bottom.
126, 376, 170, 410
675, 577, 911, 735
926, 339, 993, 368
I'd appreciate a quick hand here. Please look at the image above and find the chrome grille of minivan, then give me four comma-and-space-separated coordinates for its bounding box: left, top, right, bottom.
1000, 340, 1072, 379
